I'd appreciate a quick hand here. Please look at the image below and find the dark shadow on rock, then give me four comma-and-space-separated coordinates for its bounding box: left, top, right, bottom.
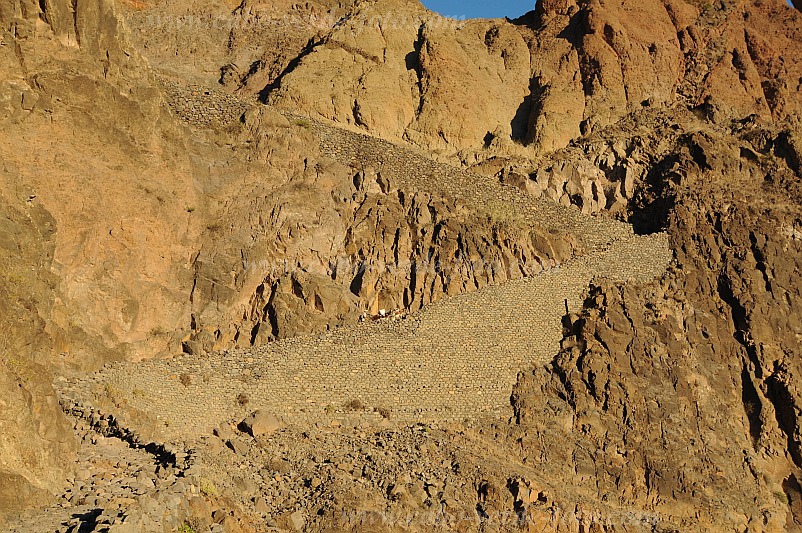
258, 37, 321, 103
511, 82, 534, 143
68, 508, 102, 532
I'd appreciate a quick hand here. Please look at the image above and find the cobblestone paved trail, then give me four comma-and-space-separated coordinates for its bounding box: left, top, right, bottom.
161, 78, 636, 248
310, 116, 633, 253
92, 231, 670, 441
72, 80, 674, 441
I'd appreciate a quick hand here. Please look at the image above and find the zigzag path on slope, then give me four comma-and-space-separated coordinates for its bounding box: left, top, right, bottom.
62, 79, 673, 442
161, 78, 639, 252
74, 232, 670, 441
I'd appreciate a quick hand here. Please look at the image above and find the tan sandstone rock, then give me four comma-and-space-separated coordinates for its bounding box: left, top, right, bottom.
240, 410, 282, 438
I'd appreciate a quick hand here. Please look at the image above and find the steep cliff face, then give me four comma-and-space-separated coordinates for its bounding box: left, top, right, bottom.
0, 0, 591, 365
524, 0, 690, 154
248, 0, 802, 158
0, 0, 213, 513
256, 0, 536, 154
180, 105, 579, 352
0, 0, 581, 514
0, 187, 76, 516
116, 0, 802, 159
511, 119, 802, 529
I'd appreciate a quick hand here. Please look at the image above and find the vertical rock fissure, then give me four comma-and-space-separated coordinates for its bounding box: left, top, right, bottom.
741, 365, 763, 449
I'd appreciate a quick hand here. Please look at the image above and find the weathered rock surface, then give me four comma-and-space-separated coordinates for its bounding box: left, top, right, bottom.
0, 0, 586, 513
240, 410, 282, 438
2, 0, 802, 530
0, 0, 149, 514
239, 0, 802, 160
260, 0, 535, 154
171, 89, 586, 351
512, 116, 802, 529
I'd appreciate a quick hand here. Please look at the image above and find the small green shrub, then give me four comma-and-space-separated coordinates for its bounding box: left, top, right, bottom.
1, 355, 30, 383
199, 478, 218, 497
177, 522, 196, 533
774, 489, 791, 505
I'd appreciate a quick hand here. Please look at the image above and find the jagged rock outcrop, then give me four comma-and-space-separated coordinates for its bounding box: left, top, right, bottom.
3, 0, 592, 368
236, 0, 802, 160
531, 0, 802, 151
116, 0, 802, 161
260, 0, 535, 154
184, 107, 577, 351
511, 117, 802, 530
2, 0, 802, 528
0, 0, 161, 515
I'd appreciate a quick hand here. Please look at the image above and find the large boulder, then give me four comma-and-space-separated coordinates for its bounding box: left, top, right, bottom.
240, 410, 283, 438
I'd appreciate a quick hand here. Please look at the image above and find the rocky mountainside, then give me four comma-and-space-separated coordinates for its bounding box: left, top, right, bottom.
512, 115, 802, 529
0, 0, 801, 530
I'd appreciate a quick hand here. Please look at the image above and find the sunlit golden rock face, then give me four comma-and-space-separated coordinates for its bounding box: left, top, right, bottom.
2, 0, 802, 529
